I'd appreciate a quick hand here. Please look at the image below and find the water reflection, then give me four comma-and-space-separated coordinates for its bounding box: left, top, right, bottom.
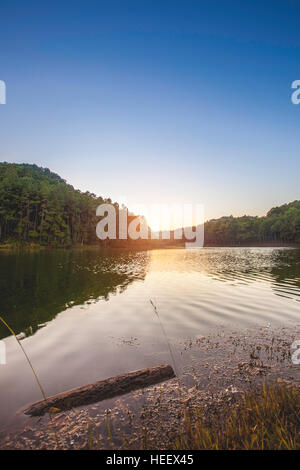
0, 247, 299, 424
1, 247, 299, 342
0, 249, 149, 339
148, 247, 300, 302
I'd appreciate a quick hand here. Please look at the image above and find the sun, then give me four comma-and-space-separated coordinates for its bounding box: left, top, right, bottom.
133, 203, 202, 233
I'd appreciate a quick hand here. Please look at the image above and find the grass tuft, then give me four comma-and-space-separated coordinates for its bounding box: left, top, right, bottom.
172, 384, 300, 450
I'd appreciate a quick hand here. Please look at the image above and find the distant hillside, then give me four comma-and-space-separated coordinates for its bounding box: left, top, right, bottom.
205, 201, 300, 246
0, 162, 299, 247
0, 162, 111, 246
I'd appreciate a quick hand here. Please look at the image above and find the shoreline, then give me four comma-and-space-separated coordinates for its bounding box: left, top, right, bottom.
1, 242, 300, 252
1, 322, 299, 449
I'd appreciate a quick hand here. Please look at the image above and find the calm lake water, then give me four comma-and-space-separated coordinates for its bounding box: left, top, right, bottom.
0, 247, 299, 425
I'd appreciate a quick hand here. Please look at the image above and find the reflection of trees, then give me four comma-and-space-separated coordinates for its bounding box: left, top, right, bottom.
269, 249, 300, 299
0, 249, 149, 339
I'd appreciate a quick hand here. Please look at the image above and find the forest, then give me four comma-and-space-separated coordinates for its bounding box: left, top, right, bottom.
0, 162, 299, 247
0, 162, 111, 246
205, 201, 300, 245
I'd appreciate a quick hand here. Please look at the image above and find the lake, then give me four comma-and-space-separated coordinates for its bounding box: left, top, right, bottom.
0, 247, 299, 426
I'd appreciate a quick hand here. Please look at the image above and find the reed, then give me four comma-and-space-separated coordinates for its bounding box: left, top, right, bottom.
0, 316, 47, 401
149, 299, 179, 378
171, 383, 300, 450
0, 316, 60, 448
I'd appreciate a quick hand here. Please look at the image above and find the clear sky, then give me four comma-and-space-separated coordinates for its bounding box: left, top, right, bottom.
0, 0, 300, 224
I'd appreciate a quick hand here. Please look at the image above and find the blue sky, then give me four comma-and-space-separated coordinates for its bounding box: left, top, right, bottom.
0, 0, 300, 221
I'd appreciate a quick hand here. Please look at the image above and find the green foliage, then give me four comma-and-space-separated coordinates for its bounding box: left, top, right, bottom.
205, 201, 300, 245
0, 162, 111, 246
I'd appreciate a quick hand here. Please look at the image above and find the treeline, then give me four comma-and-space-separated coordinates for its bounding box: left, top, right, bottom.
205, 201, 300, 245
0, 162, 114, 246
0, 162, 299, 247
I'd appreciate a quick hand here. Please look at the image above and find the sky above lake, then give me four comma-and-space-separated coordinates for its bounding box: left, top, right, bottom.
0, 0, 300, 222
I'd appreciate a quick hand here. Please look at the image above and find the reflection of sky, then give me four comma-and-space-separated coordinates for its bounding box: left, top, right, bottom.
1, 1, 300, 222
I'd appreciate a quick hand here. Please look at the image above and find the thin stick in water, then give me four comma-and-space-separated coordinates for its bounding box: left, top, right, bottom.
149, 299, 179, 378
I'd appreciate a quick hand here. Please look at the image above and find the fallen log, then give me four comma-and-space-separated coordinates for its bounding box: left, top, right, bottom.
24, 364, 175, 417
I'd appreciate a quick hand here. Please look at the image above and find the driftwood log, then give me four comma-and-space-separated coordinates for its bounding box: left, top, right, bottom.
24, 364, 175, 417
